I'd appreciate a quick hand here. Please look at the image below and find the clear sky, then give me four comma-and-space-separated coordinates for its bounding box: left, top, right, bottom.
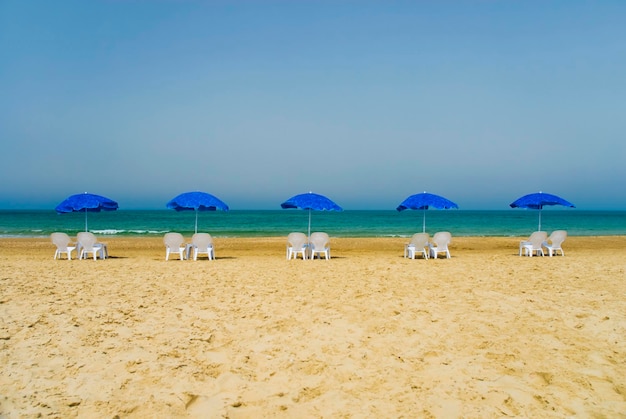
1, 0, 624, 210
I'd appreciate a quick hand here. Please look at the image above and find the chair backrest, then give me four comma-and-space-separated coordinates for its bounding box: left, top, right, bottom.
192, 233, 213, 250
432, 231, 451, 248
548, 230, 567, 246
287, 232, 307, 250
77, 232, 98, 250
164, 232, 184, 248
51, 232, 72, 250
310, 232, 330, 250
409, 233, 429, 248
528, 231, 548, 248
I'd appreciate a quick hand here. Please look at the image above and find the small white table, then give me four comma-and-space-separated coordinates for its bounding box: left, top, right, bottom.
77, 242, 108, 259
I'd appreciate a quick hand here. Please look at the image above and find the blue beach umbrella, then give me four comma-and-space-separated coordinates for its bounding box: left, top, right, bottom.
396, 192, 459, 233
281, 192, 343, 237
510, 191, 575, 231
55, 192, 119, 231
166, 191, 229, 233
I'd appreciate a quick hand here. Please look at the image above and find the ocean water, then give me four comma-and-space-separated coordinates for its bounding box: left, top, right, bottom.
0, 210, 624, 238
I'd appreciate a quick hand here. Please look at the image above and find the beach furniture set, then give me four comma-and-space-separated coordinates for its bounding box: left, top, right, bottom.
519, 230, 568, 257
50, 232, 108, 260
286, 232, 332, 260
404, 231, 453, 260
164, 232, 215, 260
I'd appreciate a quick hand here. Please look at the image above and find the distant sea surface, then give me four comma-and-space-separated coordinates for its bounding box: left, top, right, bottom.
1, 210, 624, 238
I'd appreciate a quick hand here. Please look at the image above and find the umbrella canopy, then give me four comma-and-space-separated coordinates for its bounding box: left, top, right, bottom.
281, 192, 342, 237
510, 191, 575, 231
396, 192, 459, 233
166, 191, 229, 233
55, 192, 119, 231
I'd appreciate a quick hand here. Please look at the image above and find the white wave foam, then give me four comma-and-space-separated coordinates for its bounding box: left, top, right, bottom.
89, 229, 170, 236
91, 229, 125, 235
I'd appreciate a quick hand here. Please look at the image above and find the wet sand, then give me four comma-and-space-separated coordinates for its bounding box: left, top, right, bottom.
1, 236, 625, 417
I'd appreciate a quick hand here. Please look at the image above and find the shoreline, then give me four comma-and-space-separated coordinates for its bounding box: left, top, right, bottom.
2, 236, 625, 417
3, 231, 626, 239
1, 235, 625, 257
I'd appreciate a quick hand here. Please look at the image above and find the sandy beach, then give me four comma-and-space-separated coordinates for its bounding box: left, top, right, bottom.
1, 236, 625, 418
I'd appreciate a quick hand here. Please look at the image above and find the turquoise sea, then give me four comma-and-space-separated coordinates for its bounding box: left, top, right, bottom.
0, 210, 624, 238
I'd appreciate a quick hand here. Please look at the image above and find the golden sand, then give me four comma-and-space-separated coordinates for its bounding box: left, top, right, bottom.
1, 236, 625, 417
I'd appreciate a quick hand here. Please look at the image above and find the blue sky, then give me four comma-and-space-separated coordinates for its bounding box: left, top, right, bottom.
1, 0, 624, 210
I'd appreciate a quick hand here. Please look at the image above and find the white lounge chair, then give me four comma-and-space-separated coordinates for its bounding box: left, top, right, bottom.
191, 233, 214, 260
286, 232, 308, 260
429, 232, 452, 259
405, 233, 429, 259
519, 231, 547, 257
164, 232, 186, 261
51, 232, 76, 260
542, 230, 567, 256
310, 232, 331, 260
77, 232, 107, 260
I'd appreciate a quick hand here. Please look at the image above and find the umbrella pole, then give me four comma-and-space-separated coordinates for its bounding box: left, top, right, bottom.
538, 209, 542, 231
85, 209, 88, 232
308, 209, 311, 238
422, 209, 426, 233
307, 209, 312, 260
195, 211, 198, 234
